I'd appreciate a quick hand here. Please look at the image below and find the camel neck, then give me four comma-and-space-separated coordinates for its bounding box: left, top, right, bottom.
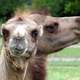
0, 50, 31, 80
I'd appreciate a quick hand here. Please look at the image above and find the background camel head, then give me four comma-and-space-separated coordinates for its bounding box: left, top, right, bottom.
28, 14, 80, 53
1, 16, 42, 58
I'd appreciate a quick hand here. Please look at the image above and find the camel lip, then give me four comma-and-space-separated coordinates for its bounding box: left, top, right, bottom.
11, 50, 24, 56
10, 48, 33, 58
11, 48, 24, 54
74, 30, 80, 34
53, 39, 79, 53
73, 29, 80, 37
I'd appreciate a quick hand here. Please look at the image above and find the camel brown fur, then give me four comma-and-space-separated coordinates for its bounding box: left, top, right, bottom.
27, 14, 80, 53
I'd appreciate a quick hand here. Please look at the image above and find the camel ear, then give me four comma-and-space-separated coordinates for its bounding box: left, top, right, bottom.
1, 24, 10, 41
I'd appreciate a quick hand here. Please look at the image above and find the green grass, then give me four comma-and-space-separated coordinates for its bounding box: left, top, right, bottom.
51, 48, 80, 57
47, 61, 80, 80
47, 44, 80, 80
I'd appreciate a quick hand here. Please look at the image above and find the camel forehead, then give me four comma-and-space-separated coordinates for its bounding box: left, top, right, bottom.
4, 17, 39, 31
12, 25, 27, 37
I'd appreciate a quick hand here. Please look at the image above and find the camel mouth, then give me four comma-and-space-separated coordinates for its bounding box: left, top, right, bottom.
9, 46, 33, 58
8, 38, 36, 58
9, 44, 26, 56
12, 48, 24, 55
11, 49, 25, 56
73, 29, 80, 38
52, 39, 79, 53
74, 30, 80, 35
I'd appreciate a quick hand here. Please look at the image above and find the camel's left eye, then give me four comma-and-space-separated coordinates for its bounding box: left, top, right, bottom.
31, 30, 38, 38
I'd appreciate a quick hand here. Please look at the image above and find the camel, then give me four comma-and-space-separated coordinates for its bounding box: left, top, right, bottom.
0, 16, 43, 80
0, 13, 80, 80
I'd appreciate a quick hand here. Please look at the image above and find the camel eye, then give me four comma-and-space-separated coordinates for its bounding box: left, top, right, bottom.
2, 28, 10, 41
44, 22, 59, 33
31, 29, 38, 38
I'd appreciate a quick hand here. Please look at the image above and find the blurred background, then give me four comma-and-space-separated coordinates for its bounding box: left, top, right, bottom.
0, 0, 80, 22
0, 0, 80, 80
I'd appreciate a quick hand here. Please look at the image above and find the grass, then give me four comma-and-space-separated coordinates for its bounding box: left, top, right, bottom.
47, 61, 80, 80
51, 47, 80, 57
46, 43, 80, 80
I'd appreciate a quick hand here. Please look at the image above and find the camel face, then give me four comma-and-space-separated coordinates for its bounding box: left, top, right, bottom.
28, 14, 80, 53
38, 16, 80, 53
2, 17, 42, 58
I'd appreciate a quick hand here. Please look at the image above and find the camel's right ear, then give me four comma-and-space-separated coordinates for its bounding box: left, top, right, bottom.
1, 24, 10, 41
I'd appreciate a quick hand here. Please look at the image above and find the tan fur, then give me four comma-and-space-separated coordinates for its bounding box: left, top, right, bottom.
0, 15, 43, 80
0, 47, 47, 80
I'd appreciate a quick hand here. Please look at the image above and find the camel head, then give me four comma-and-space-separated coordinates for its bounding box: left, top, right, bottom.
28, 14, 80, 53
1, 16, 42, 58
